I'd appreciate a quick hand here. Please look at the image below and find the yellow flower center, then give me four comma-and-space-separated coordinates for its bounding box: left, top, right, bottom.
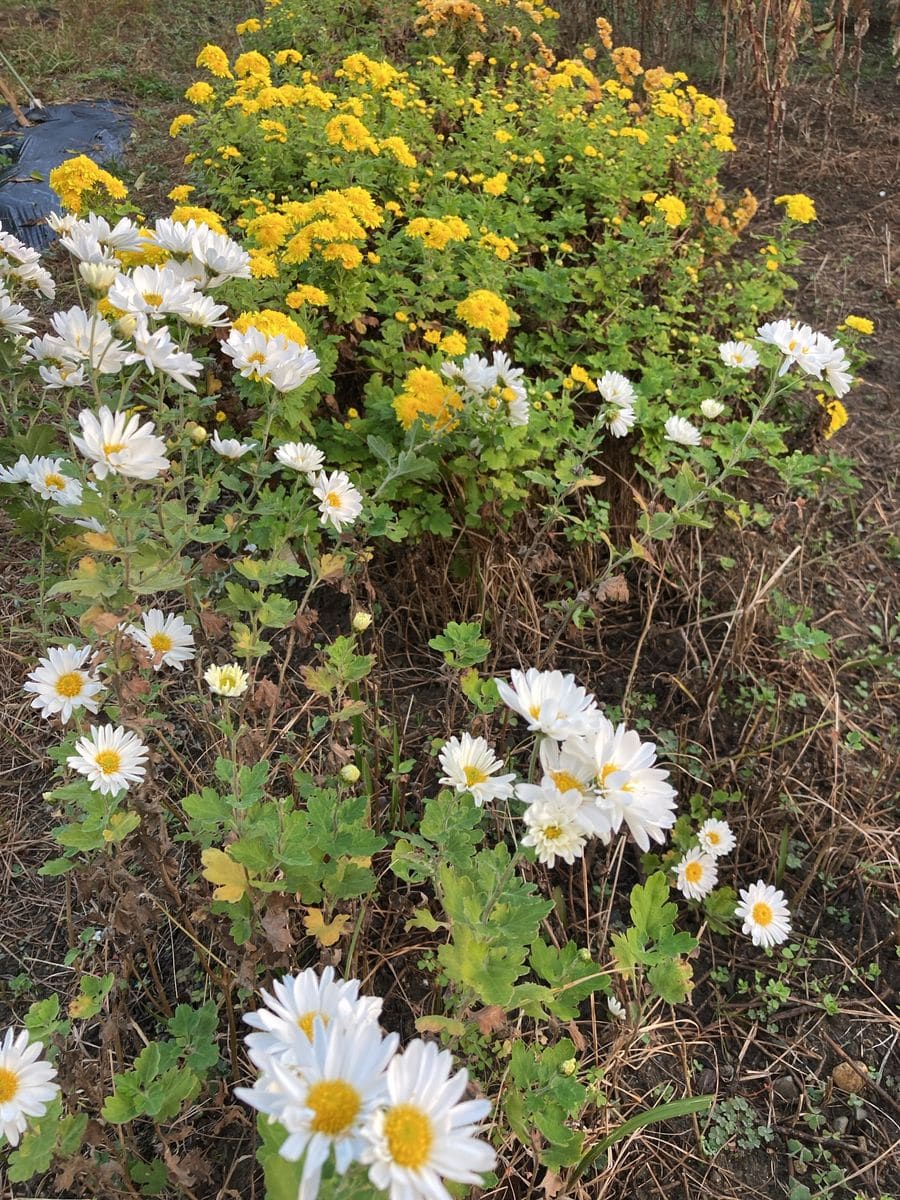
94, 749, 122, 775
599, 762, 619, 786
384, 1103, 434, 1168
296, 1010, 326, 1040
550, 770, 582, 794
218, 669, 241, 691
528, 703, 541, 718
325, 491, 342, 508
463, 764, 488, 788
707, 831, 721, 845
544, 824, 563, 840
734, 354, 743, 363
149, 631, 174, 653
752, 901, 773, 927
103, 441, 125, 455
306, 1079, 362, 1136
55, 671, 84, 698
247, 351, 267, 365
0, 1067, 20, 1104
684, 861, 703, 884
142, 291, 164, 307
44, 473, 66, 490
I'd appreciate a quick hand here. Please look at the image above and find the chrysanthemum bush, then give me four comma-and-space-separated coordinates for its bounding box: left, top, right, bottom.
0, 197, 813, 1193
146, 5, 870, 542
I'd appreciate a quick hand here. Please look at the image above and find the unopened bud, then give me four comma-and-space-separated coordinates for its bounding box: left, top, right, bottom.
701, 398, 725, 419
352, 611, 372, 633
190, 424, 209, 443
79, 261, 118, 292
340, 764, 361, 784
560, 1058, 577, 1076
116, 313, 138, 339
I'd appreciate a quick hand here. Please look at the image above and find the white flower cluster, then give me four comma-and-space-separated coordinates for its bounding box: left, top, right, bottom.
236, 966, 495, 1200
274, 440, 363, 532
442, 349, 530, 426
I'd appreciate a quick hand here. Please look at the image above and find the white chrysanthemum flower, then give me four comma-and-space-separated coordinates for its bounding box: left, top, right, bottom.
442, 352, 494, 396
190, 227, 252, 287
26, 456, 83, 505
0, 289, 34, 339
597, 370, 637, 436
204, 663, 249, 697
127, 610, 195, 671
313, 470, 363, 532
361, 1038, 495, 1200
9, 259, 55, 300
494, 668, 600, 739
0, 1029, 59, 1147
697, 818, 736, 858
589, 716, 656, 794
210, 430, 257, 459
67, 724, 149, 795
438, 733, 516, 806
48, 307, 130, 374
588, 717, 677, 850
60, 227, 117, 266
152, 217, 202, 256
73, 406, 170, 481
492, 350, 529, 427
757, 319, 827, 378
607, 996, 626, 1021
718, 340, 760, 370
23, 643, 103, 723
521, 788, 592, 867
107, 265, 199, 320
124, 318, 203, 391
47, 211, 78, 235
65, 213, 144, 255
700, 398, 726, 419
78, 260, 119, 292
735, 880, 792, 948
814, 335, 854, 398
0, 453, 35, 484
177, 293, 229, 328
675, 848, 718, 900
538, 737, 597, 800
222, 327, 320, 393
516, 777, 610, 841
243, 967, 383, 1067
664, 414, 702, 446
235, 1019, 399, 1200
275, 441, 325, 476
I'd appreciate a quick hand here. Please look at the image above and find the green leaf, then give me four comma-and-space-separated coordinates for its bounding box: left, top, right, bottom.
572, 1095, 714, 1180
630, 872, 677, 942
647, 956, 694, 1004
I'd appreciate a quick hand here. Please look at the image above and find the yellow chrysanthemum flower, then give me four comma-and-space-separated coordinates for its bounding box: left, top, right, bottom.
196, 44, 233, 79
774, 193, 817, 223
842, 315, 874, 335
455, 289, 512, 342
48, 155, 128, 214
654, 194, 687, 228
286, 286, 330, 308
185, 81, 215, 104
170, 205, 226, 234
393, 367, 463, 431
233, 309, 307, 346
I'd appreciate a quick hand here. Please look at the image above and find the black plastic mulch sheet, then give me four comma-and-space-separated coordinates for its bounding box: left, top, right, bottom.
0, 101, 133, 249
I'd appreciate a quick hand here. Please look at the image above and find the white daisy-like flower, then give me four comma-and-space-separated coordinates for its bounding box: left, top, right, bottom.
152, 217, 202, 257
78, 261, 119, 292
538, 737, 597, 800
243, 967, 383, 1067
664, 414, 702, 446
0, 453, 35, 484
735, 880, 792, 948
675, 848, 718, 900
441, 352, 494, 396
23, 643, 103, 723
67, 213, 144, 255
492, 350, 529, 427
204, 663, 249, 697
107, 265, 199, 321
756, 319, 827, 378
313, 470, 363, 532
73, 406, 170, 481
494, 667, 600, 739
0, 1029, 59, 1147
700, 398, 726, 419
607, 996, 626, 1021
190, 227, 252, 287
815, 336, 854, 398
25, 456, 83, 505
177, 293, 230, 328
127, 610, 195, 671
124, 318, 203, 391
438, 733, 516, 806
222, 327, 320, 393
597, 370, 637, 436
60, 227, 117, 267
516, 777, 610, 841
588, 716, 656, 795
521, 788, 592, 867
718, 340, 760, 370
697, 818, 736, 858
361, 1038, 495, 1200
210, 430, 257, 459
47, 307, 130, 374
67, 724, 149, 795
588, 717, 678, 850
275, 441, 325, 476
236, 1018, 399, 1200
0, 289, 34, 339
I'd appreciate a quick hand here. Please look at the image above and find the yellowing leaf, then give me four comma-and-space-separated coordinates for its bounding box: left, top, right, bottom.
201, 848, 252, 903
303, 908, 351, 947
82, 530, 118, 552
316, 553, 346, 580
68, 993, 97, 1019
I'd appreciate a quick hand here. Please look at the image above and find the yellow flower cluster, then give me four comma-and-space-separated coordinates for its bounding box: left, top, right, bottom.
286, 285, 331, 308
405, 215, 470, 250
48, 155, 128, 215
479, 232, 518, 260
706, 187, 758, 235
393, 366, 463, 429
240, 188, 383, 276
326, 114, 380, 155
415, 0, 488, 34
455, 289, 512, 341
817, 393, 848, 438
232, 309, 307, 345
655, 194, 687, 228
775, 193, 817, 223
196, 44, 233, 79
842, 314, 874, 335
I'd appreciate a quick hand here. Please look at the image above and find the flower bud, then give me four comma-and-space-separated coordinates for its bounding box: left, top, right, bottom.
352, 611, 372, 633
115, 313, 138, 339
560, 1058, 577, 1076
701, 399, 725, 419
79, 261, 118, 292
340, 764, 361, 784
190, 424, 209, 443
